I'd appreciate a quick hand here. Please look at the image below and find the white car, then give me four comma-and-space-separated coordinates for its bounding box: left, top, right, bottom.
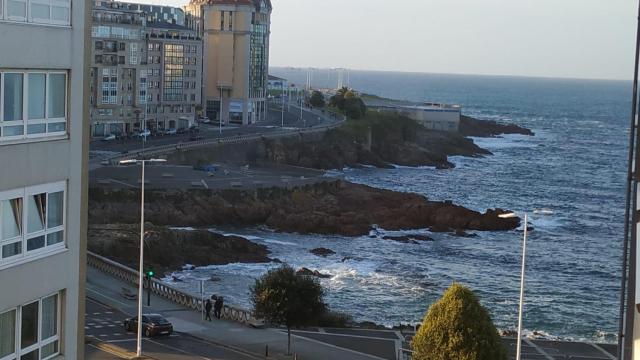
164, 128, 177, 135
134, 129, 151, 138
201, 117, 211, 124
102, 134, 116, 141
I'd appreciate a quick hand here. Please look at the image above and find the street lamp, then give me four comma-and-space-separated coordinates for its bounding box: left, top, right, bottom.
120, 158, 166, 357
499, 211, 528, 360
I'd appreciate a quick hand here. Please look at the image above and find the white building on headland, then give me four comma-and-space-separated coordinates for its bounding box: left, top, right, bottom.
377, 103, 462, 132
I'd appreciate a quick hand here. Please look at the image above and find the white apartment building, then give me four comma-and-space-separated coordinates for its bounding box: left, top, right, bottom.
0, 0, 88, 357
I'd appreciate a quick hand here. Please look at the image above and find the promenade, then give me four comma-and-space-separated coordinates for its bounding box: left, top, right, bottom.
85, 261, 618, 360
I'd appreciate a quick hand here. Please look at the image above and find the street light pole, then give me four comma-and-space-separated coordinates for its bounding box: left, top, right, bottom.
516, 213, 528, 360
121, 157, 166, 358
136, 159, 146, 357
281, 82, 285, 127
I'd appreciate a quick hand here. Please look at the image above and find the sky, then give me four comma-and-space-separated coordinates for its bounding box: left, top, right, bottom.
135, 0, 636, 80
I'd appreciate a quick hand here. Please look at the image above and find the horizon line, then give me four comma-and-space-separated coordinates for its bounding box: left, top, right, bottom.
269, 65, 632, 83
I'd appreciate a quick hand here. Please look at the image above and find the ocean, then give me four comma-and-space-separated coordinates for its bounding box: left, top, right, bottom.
165, 69, 632, 343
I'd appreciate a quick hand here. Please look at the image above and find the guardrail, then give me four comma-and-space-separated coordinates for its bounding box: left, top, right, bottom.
104, 116, 345, 165
87, 251, 258, 325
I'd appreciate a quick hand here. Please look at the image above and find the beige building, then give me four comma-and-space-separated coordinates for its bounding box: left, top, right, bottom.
0, 0, 89, 357
186, 0, 271, 125
90, 0, 202, 137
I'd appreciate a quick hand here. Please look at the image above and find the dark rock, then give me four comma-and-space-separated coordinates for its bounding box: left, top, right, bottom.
383, 234, 434, 243
341, 256, 353, 262
453, 229, 478, 238
459, 115, 535, 137
89, 181, 520, 238
88, 224, 271, 274
296, 267, 332, 279
271, 258, 283, 263
310, 247, 336, 257
501, 329, 518, 337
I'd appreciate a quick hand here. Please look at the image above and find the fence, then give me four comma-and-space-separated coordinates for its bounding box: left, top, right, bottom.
87, 251, 258, 325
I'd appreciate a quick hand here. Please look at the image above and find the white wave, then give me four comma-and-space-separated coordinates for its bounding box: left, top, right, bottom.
170, 227, 196, 231
262, 239, 298, 246
533, 208, 554, 215
218, 232, 263, 241
470, 134, 537, 150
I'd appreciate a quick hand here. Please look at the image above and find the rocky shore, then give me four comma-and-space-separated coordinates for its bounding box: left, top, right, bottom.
88, 224, 272, 274
263, 112, 532, 170
89, 180, 519, 237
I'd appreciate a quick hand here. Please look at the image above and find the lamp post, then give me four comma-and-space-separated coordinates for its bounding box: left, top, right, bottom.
281, 82, 285, 128
499, 211, 528, 360
120, 158, 166, 357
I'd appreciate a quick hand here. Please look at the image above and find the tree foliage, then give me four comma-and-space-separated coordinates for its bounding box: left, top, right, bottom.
309, 91, 326, 108
329, 87, 367, 119
412, 283, 506, 360
251, 265, 327, 353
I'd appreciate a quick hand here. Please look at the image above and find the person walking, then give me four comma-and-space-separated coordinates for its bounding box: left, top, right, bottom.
205, 299, 213, 321
214, 297, 223, 319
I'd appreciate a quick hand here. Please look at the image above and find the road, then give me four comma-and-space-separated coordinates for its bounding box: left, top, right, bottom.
90, 102, 340, 155
85, 298, 261, 360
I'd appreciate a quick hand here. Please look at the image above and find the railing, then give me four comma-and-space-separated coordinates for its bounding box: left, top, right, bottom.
103, 116, 345, 165
87, 251, 259, 325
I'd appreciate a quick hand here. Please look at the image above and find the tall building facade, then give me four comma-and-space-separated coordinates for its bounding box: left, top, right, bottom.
186, 0, 271, 125
0, 0, 89, 357
90, 0, 202, 137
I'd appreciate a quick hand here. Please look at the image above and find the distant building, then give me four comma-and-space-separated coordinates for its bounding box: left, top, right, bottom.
90, 0, 202, 137
377, 104, 461, 132
0, 0, 88, 356
186, 0, 272, 125
268, 75, 288, 91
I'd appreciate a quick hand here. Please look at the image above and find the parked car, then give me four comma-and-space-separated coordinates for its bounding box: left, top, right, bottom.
164, 128, 177, 135
133, 129, 151, 138
177, 128, 187, 134
123, 314, 173, 337
101, 134, 116, 141
200, 117, 211, 124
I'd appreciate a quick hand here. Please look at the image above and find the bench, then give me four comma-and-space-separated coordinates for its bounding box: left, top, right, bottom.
121, 287, 136, 300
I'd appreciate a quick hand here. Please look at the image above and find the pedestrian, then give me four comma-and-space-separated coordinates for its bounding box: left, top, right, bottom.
214, 297, 223, 319
205, 299, 213, 321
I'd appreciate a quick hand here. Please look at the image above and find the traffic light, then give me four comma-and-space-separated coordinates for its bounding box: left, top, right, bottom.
146, 270, 154, 277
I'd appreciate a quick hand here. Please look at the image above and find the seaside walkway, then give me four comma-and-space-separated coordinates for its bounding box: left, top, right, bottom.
85, 256, 618, 360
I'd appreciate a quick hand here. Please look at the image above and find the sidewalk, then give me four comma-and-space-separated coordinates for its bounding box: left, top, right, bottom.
86, 266, 384, 360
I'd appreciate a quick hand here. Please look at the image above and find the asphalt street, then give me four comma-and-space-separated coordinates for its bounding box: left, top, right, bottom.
90, 102, 339, 154
85, 298, 262, 360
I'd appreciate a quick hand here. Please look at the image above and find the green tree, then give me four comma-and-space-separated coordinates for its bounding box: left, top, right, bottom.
412, 283, 506, 360
309, 91, 326, 108
251, 265, 327, 354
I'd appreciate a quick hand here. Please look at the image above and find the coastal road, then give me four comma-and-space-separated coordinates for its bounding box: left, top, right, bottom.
85, 298, 262, 360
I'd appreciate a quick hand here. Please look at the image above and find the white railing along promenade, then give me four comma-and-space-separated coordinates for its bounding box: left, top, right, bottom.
87, 251, 258, 325
105, 116, 345, 165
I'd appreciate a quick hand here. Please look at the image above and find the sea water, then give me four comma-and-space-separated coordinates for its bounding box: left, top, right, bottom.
164, 69, 631, 342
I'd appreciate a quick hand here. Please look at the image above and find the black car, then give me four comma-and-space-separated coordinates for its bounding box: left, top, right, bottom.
123, 314, 173, 337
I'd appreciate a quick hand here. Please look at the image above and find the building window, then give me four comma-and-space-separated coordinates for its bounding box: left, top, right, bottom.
228, 11, 232, 31
130, 43, 138, 65
163, 43, 184, 102
95, 41, 103, 50
0, 292, 61, 359
0, 182, 65, 265
5, 0, 70, 25
0, 71, 67, 141
220, 11, 224, 31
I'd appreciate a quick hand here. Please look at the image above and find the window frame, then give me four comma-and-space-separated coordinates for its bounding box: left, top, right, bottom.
0, 182, 66, 268
0, 292, 61, 360
0, 71, 68, 143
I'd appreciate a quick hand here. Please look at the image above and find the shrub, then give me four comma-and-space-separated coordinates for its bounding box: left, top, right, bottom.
411, 283, 506, 360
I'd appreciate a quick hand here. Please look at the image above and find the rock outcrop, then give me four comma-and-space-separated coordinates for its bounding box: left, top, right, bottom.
310, 248, 336, 257
89, 180, 520, 237
459, 115, 534, 137
296, 267, 332, 278
88, 224, 272, 274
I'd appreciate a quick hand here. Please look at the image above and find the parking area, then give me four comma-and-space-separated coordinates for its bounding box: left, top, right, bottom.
89, 162, 331, 190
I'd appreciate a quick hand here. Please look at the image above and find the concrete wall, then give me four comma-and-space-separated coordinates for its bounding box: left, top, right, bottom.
0, 0, 89, 356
